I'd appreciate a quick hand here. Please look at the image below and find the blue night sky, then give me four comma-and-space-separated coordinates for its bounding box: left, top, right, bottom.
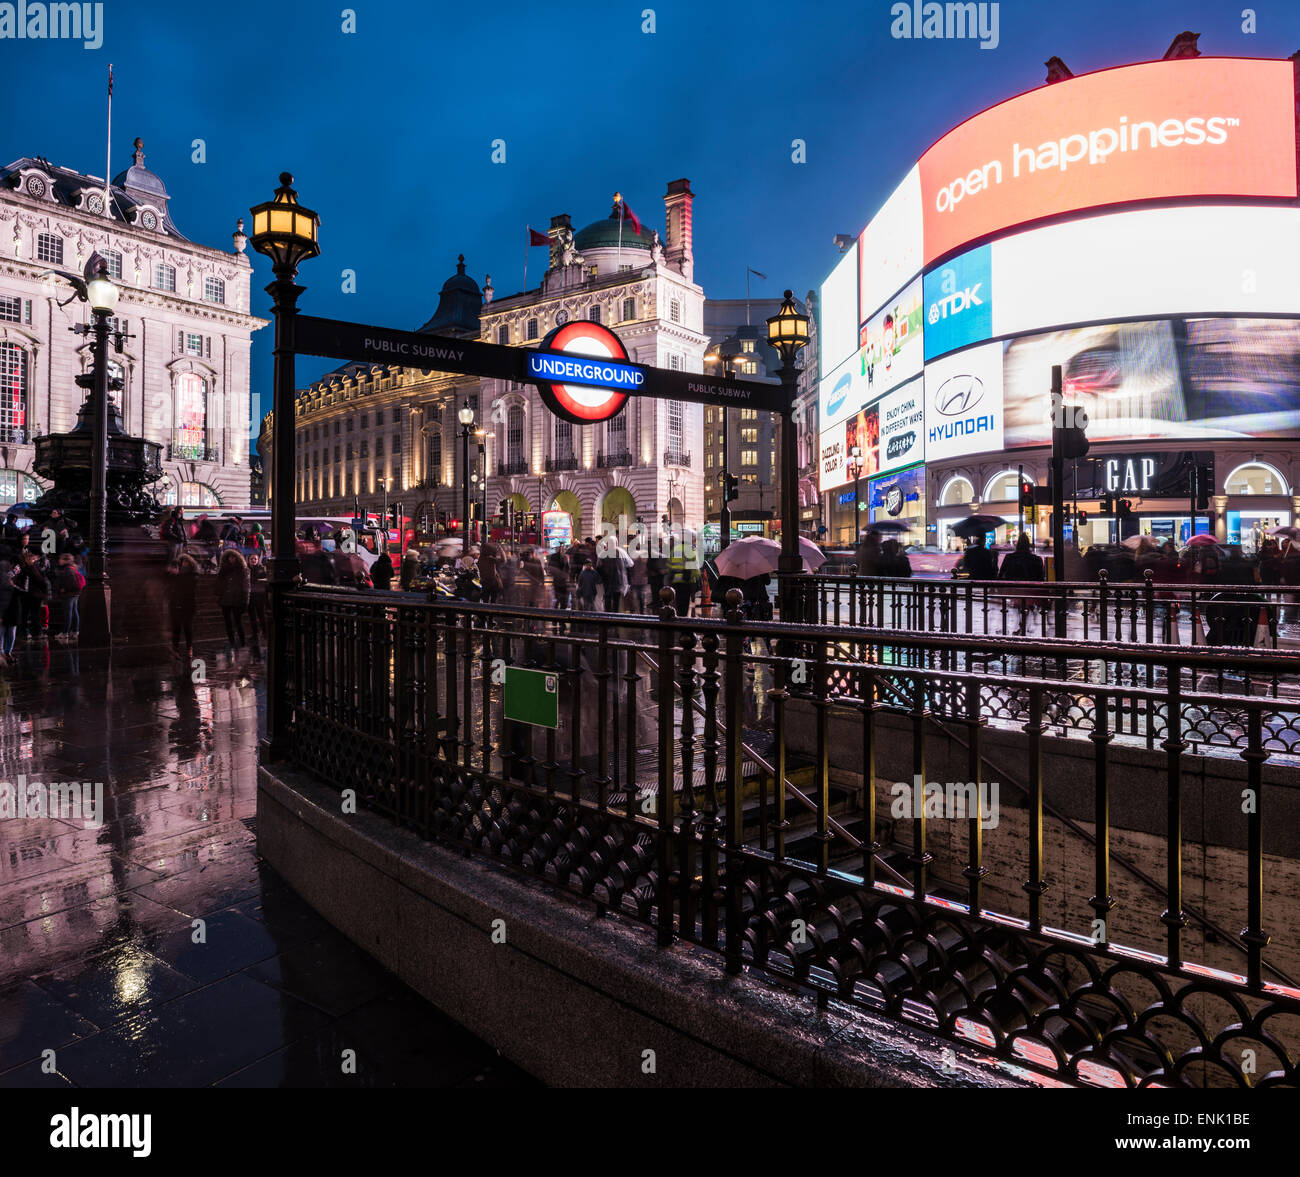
3, 0, 1297, 427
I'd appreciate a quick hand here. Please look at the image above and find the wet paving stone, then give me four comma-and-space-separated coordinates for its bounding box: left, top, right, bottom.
0, 634, 535, 1088
32, 944, 198, 1029
145, 909, 282, 985
0, 980, 99, 1070
49, 973, 331, 1088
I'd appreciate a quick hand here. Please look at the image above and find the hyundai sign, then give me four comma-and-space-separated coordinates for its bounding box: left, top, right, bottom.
531, 321, 637, 424
924, 341, 1005, 461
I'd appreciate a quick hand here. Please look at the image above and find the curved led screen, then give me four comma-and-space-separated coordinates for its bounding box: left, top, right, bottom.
918, 57, 1297, 266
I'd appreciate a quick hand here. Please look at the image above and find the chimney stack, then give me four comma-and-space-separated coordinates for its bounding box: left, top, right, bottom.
663, 179, 694, 282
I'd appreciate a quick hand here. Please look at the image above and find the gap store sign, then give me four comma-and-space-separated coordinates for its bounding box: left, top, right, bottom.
923, 243, 992, 359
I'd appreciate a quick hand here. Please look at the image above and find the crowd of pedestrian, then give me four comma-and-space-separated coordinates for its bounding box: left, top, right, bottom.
0, 510, 86, 662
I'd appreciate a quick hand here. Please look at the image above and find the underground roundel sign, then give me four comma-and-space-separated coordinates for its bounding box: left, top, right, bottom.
527, 320, 641, 425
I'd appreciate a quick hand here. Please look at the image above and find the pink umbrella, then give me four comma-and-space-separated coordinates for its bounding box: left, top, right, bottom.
1185, 534, 1221, 547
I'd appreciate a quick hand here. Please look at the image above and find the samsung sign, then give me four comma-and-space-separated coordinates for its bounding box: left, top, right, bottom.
923, 242, 992, 360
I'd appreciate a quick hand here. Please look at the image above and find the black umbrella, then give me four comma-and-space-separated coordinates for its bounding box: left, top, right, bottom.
868, 520, 910, 533
952, 514, 1005, 539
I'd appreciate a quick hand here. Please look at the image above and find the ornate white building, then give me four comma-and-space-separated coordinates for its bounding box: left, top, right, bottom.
479, 180, 708, 538
0, 138, 265, 509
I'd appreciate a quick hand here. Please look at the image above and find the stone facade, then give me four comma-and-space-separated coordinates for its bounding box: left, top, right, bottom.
0, 140, 265, 510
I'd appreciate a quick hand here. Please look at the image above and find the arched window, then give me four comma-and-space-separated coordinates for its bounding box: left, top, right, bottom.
0, 468, 42, 505
0, 342, 28, 443
1224, 462, 1289, 496
983, 471, 1020, 502
940, 476, 974, 507
506, 405, 525, 466
174, 373, 208, 459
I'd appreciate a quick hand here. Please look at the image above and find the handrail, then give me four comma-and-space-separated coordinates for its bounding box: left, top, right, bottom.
633, 644, 913, 891
815, 632, 1298, 986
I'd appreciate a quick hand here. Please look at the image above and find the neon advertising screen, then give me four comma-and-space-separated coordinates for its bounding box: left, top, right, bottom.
917, 57, 1297, 266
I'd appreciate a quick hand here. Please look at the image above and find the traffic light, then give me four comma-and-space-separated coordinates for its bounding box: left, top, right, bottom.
723, 472, 739, 502
1099, 493, 1114, 515
1019, 478, 1035, 508
1195, 464, 1212, 511
1117, 498, 1133, 519
388, 504, 399, 530
1077, 510, 1088, 527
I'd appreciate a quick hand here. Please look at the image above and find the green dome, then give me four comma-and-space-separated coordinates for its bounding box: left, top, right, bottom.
573, 204, 656, 252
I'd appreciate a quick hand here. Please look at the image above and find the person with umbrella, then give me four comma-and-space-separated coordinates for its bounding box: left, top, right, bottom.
950, 515, 1002, 580
854, 530, 881, 576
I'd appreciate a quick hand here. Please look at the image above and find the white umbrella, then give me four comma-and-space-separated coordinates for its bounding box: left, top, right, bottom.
714, 535, 826, 578
800, 537, 828, 570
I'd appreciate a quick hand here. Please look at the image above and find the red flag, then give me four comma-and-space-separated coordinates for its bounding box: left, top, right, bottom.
528, 227, 549, 247
615, 195, 641, 237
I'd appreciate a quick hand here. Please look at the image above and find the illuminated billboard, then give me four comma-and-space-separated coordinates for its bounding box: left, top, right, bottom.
819, 375, 925, 493
819, 351, 865, 432
877, 378, 925, 473
918, 57, 1297, 266
990, 205, 1300, 339
924, 341, 1005, 462
1002, 316, 1300, 448
858, 277, 924, 399
859, 165, 924, 319
923, 243, 992, 359
820, 241, 860, 376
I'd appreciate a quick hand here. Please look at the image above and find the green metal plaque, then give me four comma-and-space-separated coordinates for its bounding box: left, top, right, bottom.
503, 666, 559, 729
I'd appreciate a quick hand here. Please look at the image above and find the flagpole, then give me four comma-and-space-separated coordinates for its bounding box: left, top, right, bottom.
746, 268, 750, 325
615, 192, 623, 271
524, 225, 528, 292
104, 64, 113, 216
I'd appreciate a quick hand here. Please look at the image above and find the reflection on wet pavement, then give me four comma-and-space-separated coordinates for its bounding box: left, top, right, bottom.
0, 638, 536, 1088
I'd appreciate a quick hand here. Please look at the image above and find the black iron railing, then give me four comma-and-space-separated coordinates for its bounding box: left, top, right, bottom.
279, 587, 1300, 1088
596, 451, 634, 469
784, 569, 1299, 650
545, 455, 580, 472
663, 449, 691, 468
497, 459, 528, 477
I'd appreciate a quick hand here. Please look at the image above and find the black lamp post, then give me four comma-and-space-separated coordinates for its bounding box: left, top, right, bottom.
249, 172, 320, 760
476, 429, 492, 544
766, 291, 810, 620
704, 339, 742, 550
458, 400, 475, 544
76, 260, 119, 647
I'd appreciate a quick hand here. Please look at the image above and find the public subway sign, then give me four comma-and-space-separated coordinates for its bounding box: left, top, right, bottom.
530, 321, 637, 425
293, 313, 791, 415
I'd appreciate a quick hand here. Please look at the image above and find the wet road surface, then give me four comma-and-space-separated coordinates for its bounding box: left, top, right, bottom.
0, 637, 536, 1088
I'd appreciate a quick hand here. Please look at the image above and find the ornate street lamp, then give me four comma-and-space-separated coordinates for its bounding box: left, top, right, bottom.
78, 259, 118, 646
849, 445, 863, 543
458, 399, 475, 545
250, 172, 319, 759
766, 290, 810, 620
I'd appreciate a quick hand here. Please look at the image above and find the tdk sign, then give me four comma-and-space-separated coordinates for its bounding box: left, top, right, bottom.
923, 243, 992, 361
